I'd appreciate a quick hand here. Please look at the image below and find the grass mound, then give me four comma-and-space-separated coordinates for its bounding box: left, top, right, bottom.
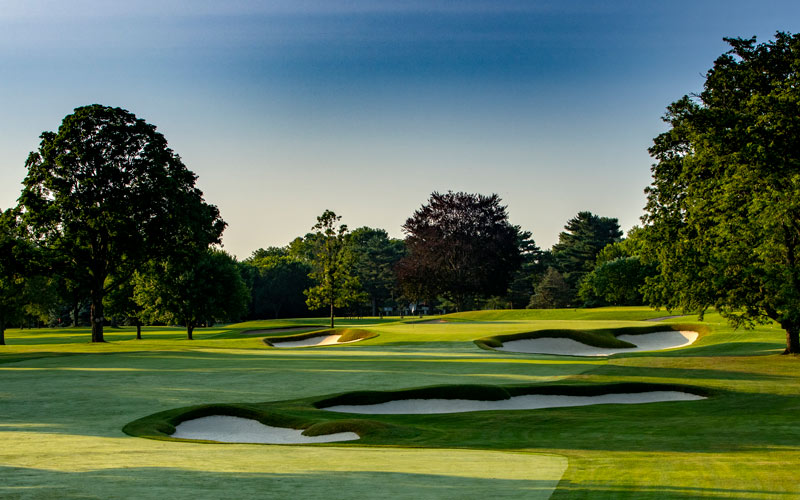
475, 323, 707, 351
263, 328, 377, 347
313, 384, 512, 409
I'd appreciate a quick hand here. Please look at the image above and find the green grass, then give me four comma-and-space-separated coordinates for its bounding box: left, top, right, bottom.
0, 309, 797, 499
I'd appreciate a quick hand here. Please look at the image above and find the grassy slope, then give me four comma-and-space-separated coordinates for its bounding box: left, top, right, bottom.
1, 309, 797, 499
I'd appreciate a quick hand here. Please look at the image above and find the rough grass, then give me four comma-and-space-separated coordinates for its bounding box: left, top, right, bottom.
0, 309, 797, 499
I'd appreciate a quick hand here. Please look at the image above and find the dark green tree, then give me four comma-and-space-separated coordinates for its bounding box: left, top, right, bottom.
245, 251, 312, 319
578, 227, 656, 307
506, 228, 546, 309
397, 191, 522, 311
18, 105, 225, 342
304, 210, 364, 327
348, 227, 406, 316
527, 267, 571, 309
551, 211, 622, 303
0, 209, 28, 344
134, 250, 249, 339
642, 33, 800, 354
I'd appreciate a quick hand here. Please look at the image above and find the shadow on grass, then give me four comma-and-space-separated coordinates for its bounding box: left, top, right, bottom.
552, 481, 795, 499
0, 466, 561, 500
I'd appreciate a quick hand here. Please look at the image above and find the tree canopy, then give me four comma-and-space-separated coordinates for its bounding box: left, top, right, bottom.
642, 32, 800, 353
551, 211, 622, 303
397, 191, 522, 311
17, 105, 225, 342
134, 249, 249, 339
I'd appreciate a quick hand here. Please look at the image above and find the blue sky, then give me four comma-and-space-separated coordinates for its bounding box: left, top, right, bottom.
2, 1, 800, 258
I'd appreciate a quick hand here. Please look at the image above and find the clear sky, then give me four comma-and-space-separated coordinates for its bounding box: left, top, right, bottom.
2, 1, 800, 258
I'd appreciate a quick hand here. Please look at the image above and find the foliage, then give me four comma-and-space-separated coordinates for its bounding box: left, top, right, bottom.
348, 227, 406, 316
244, 252, 312, 319
304, 210, 365, 327
578, 227, 656, 306
527, 267, 571, 309
551, 211, 622, 302
641, 33, 800, 353
134, 249, 249, 339
397, 191, 522, 311
17, 104, 225, 342
0, 209, 27, 344
505, 228, 547, 308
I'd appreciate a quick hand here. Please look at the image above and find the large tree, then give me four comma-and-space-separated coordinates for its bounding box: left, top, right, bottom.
397, 191, 522, 311
0, 209, 28, 344
134, 250, 249, 340
245, 251, 312, 319
642, 33, 800, 353
18, 105, 224, 342
348, 227, 406, 316
304, 210, 364, 327
551, 211, 622, 302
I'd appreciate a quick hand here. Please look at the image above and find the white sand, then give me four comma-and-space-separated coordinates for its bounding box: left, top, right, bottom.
270, 334, 363, 348
324, 391, 705, 415
496, 330, 698, 357
172, 416, 360, 444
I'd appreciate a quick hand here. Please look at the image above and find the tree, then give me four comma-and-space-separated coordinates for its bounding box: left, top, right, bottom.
642, 32, 800, 353
0, 209, 28, 344
397, 191, 522, 311
18, 105, 225, 343
527, 267, 571, 309
506, 228, 546, 309
134, 250, 249, 339
244, 252, 312, 319
304, 210, 364, 328
551, 211, 622, 303
348, 227, 406, 316
578, 227, 656, 307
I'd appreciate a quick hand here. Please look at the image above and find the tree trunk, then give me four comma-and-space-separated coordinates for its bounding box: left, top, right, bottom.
187, 322, 194, 340
90, 292, 105, 343
0, 318, 5, 345
330, 301, 334, 328
73, 304, 79, 327
783, 324, 800, 354
136, 320, 142, 340
371, 297, 377, 317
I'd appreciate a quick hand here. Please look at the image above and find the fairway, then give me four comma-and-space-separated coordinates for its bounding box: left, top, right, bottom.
1, 307, 798, 499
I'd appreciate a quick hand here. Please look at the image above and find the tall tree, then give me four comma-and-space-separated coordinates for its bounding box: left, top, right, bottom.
506, 227, 545, 309
551, 211, 622, 302
397, 191, 522, 311
642, 33, 800, 354
134, 250, 249, 340
0, 209, 28, 344
527, 267, 571, 309
18, 105, 225, 342
348, 227, 406, 316
304, 210, 364, 327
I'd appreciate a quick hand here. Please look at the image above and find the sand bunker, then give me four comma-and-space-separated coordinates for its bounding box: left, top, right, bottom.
324, 391, 705, 415
497, 330, 698, 357
270, 334, 363, 348
172, 416, 359, 444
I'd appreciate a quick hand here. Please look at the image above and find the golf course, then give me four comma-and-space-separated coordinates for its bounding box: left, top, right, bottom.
1, 307, 797, 499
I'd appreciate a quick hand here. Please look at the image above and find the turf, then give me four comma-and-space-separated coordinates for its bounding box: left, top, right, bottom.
0, 307, 797, 499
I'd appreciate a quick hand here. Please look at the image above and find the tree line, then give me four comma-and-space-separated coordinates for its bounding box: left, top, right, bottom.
3, 32, 800, 352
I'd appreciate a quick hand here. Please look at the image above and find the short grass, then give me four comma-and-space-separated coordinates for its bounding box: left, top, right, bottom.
0, 308, 796, 499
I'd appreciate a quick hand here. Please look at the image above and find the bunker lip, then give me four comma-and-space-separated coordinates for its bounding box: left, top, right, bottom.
322, 391, 706, 415
267, 334, 365, 348
497, 330, 698, 357
171, 415, 360, 444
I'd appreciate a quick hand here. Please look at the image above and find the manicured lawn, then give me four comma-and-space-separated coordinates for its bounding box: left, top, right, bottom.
0, 307, 796, 499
